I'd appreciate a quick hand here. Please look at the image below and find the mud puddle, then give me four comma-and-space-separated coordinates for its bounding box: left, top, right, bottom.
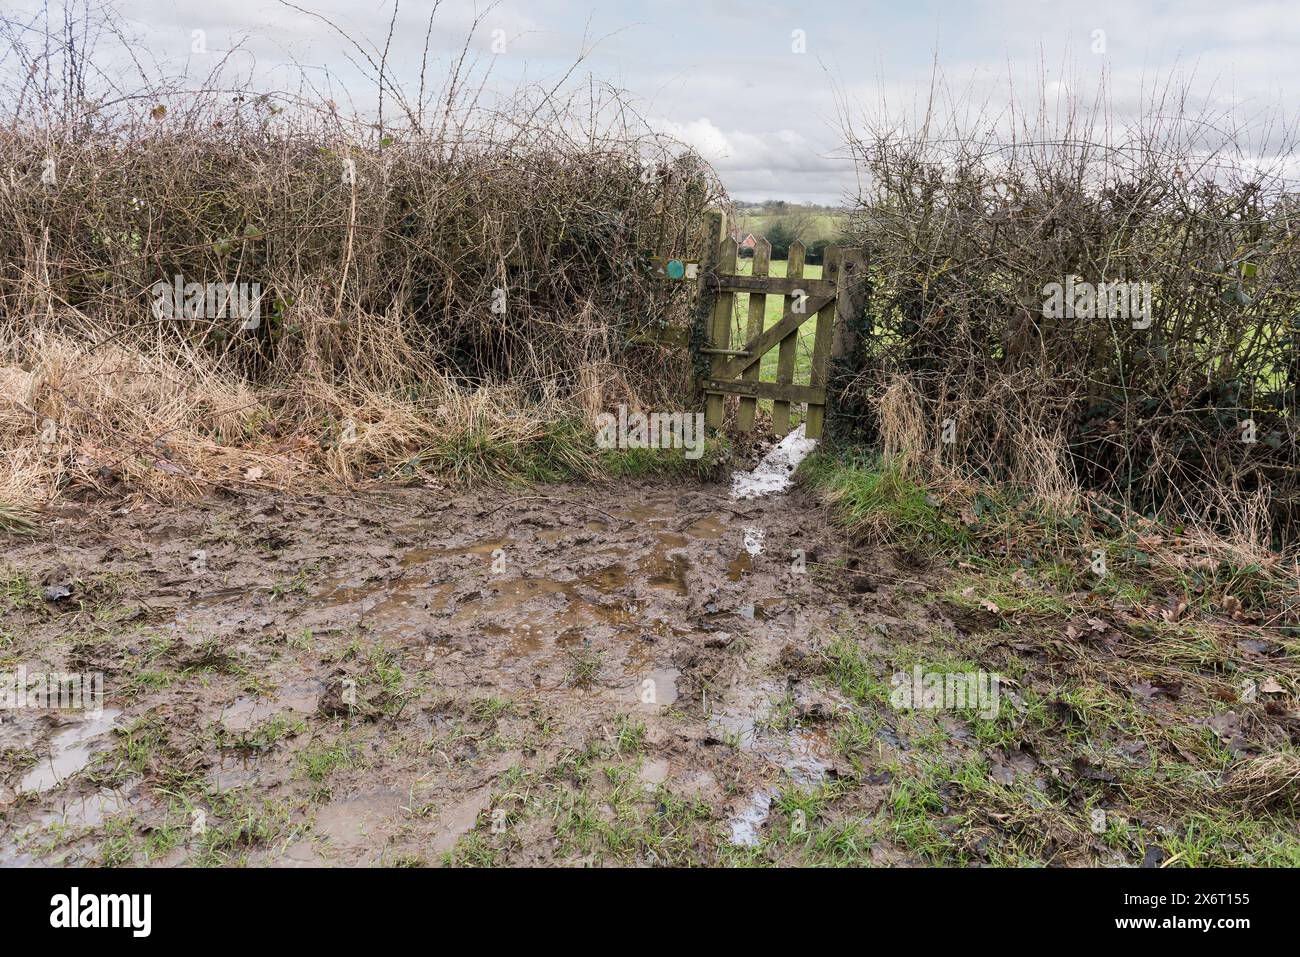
15, 710, 121, 796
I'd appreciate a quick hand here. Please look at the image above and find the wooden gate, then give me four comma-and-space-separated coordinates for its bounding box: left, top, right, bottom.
653, 210, 866, 440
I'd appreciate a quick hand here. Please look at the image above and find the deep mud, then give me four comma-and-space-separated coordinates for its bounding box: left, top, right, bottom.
1, 477, 889, 865
2, 471, 1297, 866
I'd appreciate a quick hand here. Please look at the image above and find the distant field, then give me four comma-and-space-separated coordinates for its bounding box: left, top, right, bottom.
736, 212, 846, 243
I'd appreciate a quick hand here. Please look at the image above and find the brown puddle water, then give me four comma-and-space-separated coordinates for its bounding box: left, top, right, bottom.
16, 709, 122, 795
301, 515, 728, 685
220, 680, 325, 733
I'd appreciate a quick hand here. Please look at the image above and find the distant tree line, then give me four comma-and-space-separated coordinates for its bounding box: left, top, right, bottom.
737, 201, 847, 263
762, 220, 833, 263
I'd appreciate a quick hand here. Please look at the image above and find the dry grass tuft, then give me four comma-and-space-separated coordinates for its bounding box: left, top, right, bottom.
1221, 751, 1300, 812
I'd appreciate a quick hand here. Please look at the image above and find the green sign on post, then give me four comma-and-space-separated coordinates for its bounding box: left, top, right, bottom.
650, 256, 700, 281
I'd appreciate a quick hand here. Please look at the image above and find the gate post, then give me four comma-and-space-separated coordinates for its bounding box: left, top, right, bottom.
804, 247, 840, 439
772, 240, 805, 437
690, 209, 725, 409
737, 237, 772, 432
827, 246, 870, 441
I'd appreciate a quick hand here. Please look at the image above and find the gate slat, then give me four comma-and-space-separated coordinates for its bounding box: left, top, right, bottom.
704, 379, 824, 404
737, 238, 771, 432
704, 234, 738, 430
715, 275, 835, 296
773, 240, 805, 436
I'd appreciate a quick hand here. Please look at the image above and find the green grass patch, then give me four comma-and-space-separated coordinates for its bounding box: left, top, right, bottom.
800, 452, 965, 552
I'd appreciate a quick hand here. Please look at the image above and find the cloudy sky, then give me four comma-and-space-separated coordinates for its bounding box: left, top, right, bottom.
7, 1, 1300, 203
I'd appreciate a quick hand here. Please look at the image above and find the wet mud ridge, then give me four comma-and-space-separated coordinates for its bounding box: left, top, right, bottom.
1, 474, 930, 865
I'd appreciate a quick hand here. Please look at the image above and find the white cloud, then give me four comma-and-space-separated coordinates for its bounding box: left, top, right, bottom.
652, 116, 852, 202
5, 0, 1298, 203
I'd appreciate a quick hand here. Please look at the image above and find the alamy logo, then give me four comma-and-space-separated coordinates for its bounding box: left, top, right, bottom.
889, 665, 1001, 720
0, 666, 103, 718
1042, 276, 1152, 329
151, 274, 263, 330
50, 887, 151, 937
595, 404, 705, 460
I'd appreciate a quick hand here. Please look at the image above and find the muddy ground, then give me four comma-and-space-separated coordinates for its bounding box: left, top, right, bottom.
2, 470, 1298, 866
